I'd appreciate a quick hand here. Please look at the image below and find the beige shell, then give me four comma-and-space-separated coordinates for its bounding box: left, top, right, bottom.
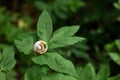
33, 40, 48, 54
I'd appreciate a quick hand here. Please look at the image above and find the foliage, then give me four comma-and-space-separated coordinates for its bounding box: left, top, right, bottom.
0, 0, 120, 80
15, 10, 84, 80
35, 0, 85, 20
0, 47, 16, 80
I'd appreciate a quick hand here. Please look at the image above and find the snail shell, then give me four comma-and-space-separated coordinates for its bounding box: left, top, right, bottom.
33, 40, 48, 54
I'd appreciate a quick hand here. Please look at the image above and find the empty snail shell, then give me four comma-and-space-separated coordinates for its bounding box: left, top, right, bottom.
33, 40, 48, 54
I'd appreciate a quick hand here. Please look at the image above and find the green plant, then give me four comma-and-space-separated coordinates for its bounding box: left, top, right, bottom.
76, 63, 120, 80
0, 0, 120, 79
14, 10, 84, 80
0, 9, 120, 80
0, 7, 32, 50
105, 39, 120, 66
0, 47, 16, 80
14, 10, 120, 80
114, 0, 120, 21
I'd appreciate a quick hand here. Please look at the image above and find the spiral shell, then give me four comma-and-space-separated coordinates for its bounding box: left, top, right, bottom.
33, 40, 48, 54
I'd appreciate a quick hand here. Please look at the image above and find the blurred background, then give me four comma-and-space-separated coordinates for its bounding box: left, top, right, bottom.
0, 0, 120, 80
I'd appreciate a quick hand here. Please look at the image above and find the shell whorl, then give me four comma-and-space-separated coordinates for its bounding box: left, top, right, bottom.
33, 40, 48, 54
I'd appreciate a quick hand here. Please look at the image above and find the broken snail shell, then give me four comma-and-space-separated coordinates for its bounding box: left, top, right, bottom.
33, 40, 48, 54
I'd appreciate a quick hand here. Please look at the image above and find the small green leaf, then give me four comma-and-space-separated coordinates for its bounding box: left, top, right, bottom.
79, 63, 96, 80
0, 72, 6, 80
24, 65, 49, 80
50, 26, 80, 41
0, 47, 16, 71
115, 39, 120, 50
37, 10, 53, 42
49, 37, 85, 49
109, 52, 120, 65
108, 74, 120, 80
42, 73, 78, 80
32, 52, 78, 78
15, 32, 37, 54
114, 1, 120, 10
96, 64, 110, 80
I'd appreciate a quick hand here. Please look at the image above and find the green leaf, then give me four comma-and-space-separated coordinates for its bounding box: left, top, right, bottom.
104, 42, 116, 52
109, 52, 120, 65
76, 67, 83, 79
6, 71, 17, 80
96, 64, 110, 80
42, 73, 78, 80
24, 65, 49, 80
79, 63, 96, 80
0, 72, 6, 80
114, 1, 120, 10
37, 10, 53, 42
0, 43, 9, 50
32, 52, 78, 78
115, 39, 120, 50
0, 47, 16, 71
108, 74, 120, 80
49, 37, 85, 49
15, 32, 37, 55
50, 26, 80, 41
